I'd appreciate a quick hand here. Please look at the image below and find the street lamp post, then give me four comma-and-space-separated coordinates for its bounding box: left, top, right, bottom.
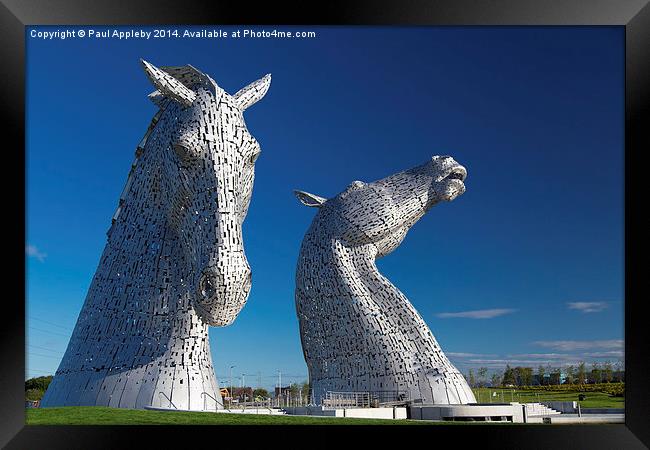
229, 365, 235, 409
277, 370, 282, 407
241, 373, 248, 408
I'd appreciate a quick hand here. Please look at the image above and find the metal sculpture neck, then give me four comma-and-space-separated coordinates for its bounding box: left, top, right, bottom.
109, 107, 166, 235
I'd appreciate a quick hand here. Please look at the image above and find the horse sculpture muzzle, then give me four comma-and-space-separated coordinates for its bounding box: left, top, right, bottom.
429, 155, 467, 203
195, 253, 252, 327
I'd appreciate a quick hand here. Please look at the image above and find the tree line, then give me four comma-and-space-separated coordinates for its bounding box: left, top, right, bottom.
466, 360, 624, 388
25, 375, 53, 401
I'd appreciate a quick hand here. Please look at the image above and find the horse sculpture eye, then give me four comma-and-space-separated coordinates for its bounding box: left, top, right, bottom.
249, 151, 261, 165
174, 143, 187, 154
174, 143, 193, 163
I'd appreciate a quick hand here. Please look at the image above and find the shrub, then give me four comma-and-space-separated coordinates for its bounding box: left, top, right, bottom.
25, 376, 53, 392
26, 388, 45, 401
25, 376, 53, 401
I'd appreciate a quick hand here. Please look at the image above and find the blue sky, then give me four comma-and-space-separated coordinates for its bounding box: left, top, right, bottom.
26, 26, 624, 389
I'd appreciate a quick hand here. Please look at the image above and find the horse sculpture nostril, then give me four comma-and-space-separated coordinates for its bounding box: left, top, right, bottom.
198, 267, 222, 301
197, 263, 251, 299
200, 275, 217, 299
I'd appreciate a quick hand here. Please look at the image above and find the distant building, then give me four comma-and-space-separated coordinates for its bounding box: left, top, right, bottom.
231, 387, 253, 402
274, 386, 292, 398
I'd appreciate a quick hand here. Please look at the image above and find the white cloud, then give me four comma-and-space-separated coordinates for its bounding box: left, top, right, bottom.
506, 353, 572, 359
584, 350, 624, 358
470, 359, 559, 365
567, 302, 609, 313
26, 244, 47, 262
532, 339, 623, 351
436, 308, 516, 319
447, 352, 497, 358
465, 358, 584, 368
449, 350, 624, 370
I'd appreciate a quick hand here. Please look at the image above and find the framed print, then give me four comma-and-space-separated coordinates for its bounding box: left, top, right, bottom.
2, 0, 647, 448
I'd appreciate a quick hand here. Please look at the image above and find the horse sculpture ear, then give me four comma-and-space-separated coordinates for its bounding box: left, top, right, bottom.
140, 59, 197, 107
233, 74, 271, 111
294, 190, 327, 208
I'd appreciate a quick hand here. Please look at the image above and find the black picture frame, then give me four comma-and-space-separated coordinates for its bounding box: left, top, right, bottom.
2, 1, 647, 448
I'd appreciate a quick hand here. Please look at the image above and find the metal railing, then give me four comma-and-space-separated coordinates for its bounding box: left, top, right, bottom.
200, 391, 221, 412
324, 391, 371, 408
323, 390, 409, 408
158, 391, 177, 409
231, 399, 274, 413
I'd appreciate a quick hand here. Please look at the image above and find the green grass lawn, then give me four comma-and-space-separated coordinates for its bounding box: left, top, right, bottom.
26, 407, 445, 425
26, 386, 623, 425
471, 388, 623, 409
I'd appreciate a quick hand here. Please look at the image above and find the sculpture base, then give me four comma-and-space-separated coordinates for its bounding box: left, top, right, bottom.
409, 403, 526, 422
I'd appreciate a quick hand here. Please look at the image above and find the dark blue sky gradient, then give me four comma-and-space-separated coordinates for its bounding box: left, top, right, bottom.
26, 26, 624, 387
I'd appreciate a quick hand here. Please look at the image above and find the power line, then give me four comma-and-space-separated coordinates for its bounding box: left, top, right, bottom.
28, 344, 64, 354
27, 368, 55, 375
28, 326, 71, 338
28, 352, 62, 360
259, 374, 307, 378
28, 316, 74, 331
215, 374, 307, 378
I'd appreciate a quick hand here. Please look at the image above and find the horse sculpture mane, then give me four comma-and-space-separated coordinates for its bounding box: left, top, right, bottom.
41, 60, 271, 411
294, 156, 477, 405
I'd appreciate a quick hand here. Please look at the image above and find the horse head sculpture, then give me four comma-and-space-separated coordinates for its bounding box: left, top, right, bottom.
294, 156, 477, 405
138, 60, 269, 325
41, 60, 271, 410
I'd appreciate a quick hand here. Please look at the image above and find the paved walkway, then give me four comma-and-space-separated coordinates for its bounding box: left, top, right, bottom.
527, 413, 624, 424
